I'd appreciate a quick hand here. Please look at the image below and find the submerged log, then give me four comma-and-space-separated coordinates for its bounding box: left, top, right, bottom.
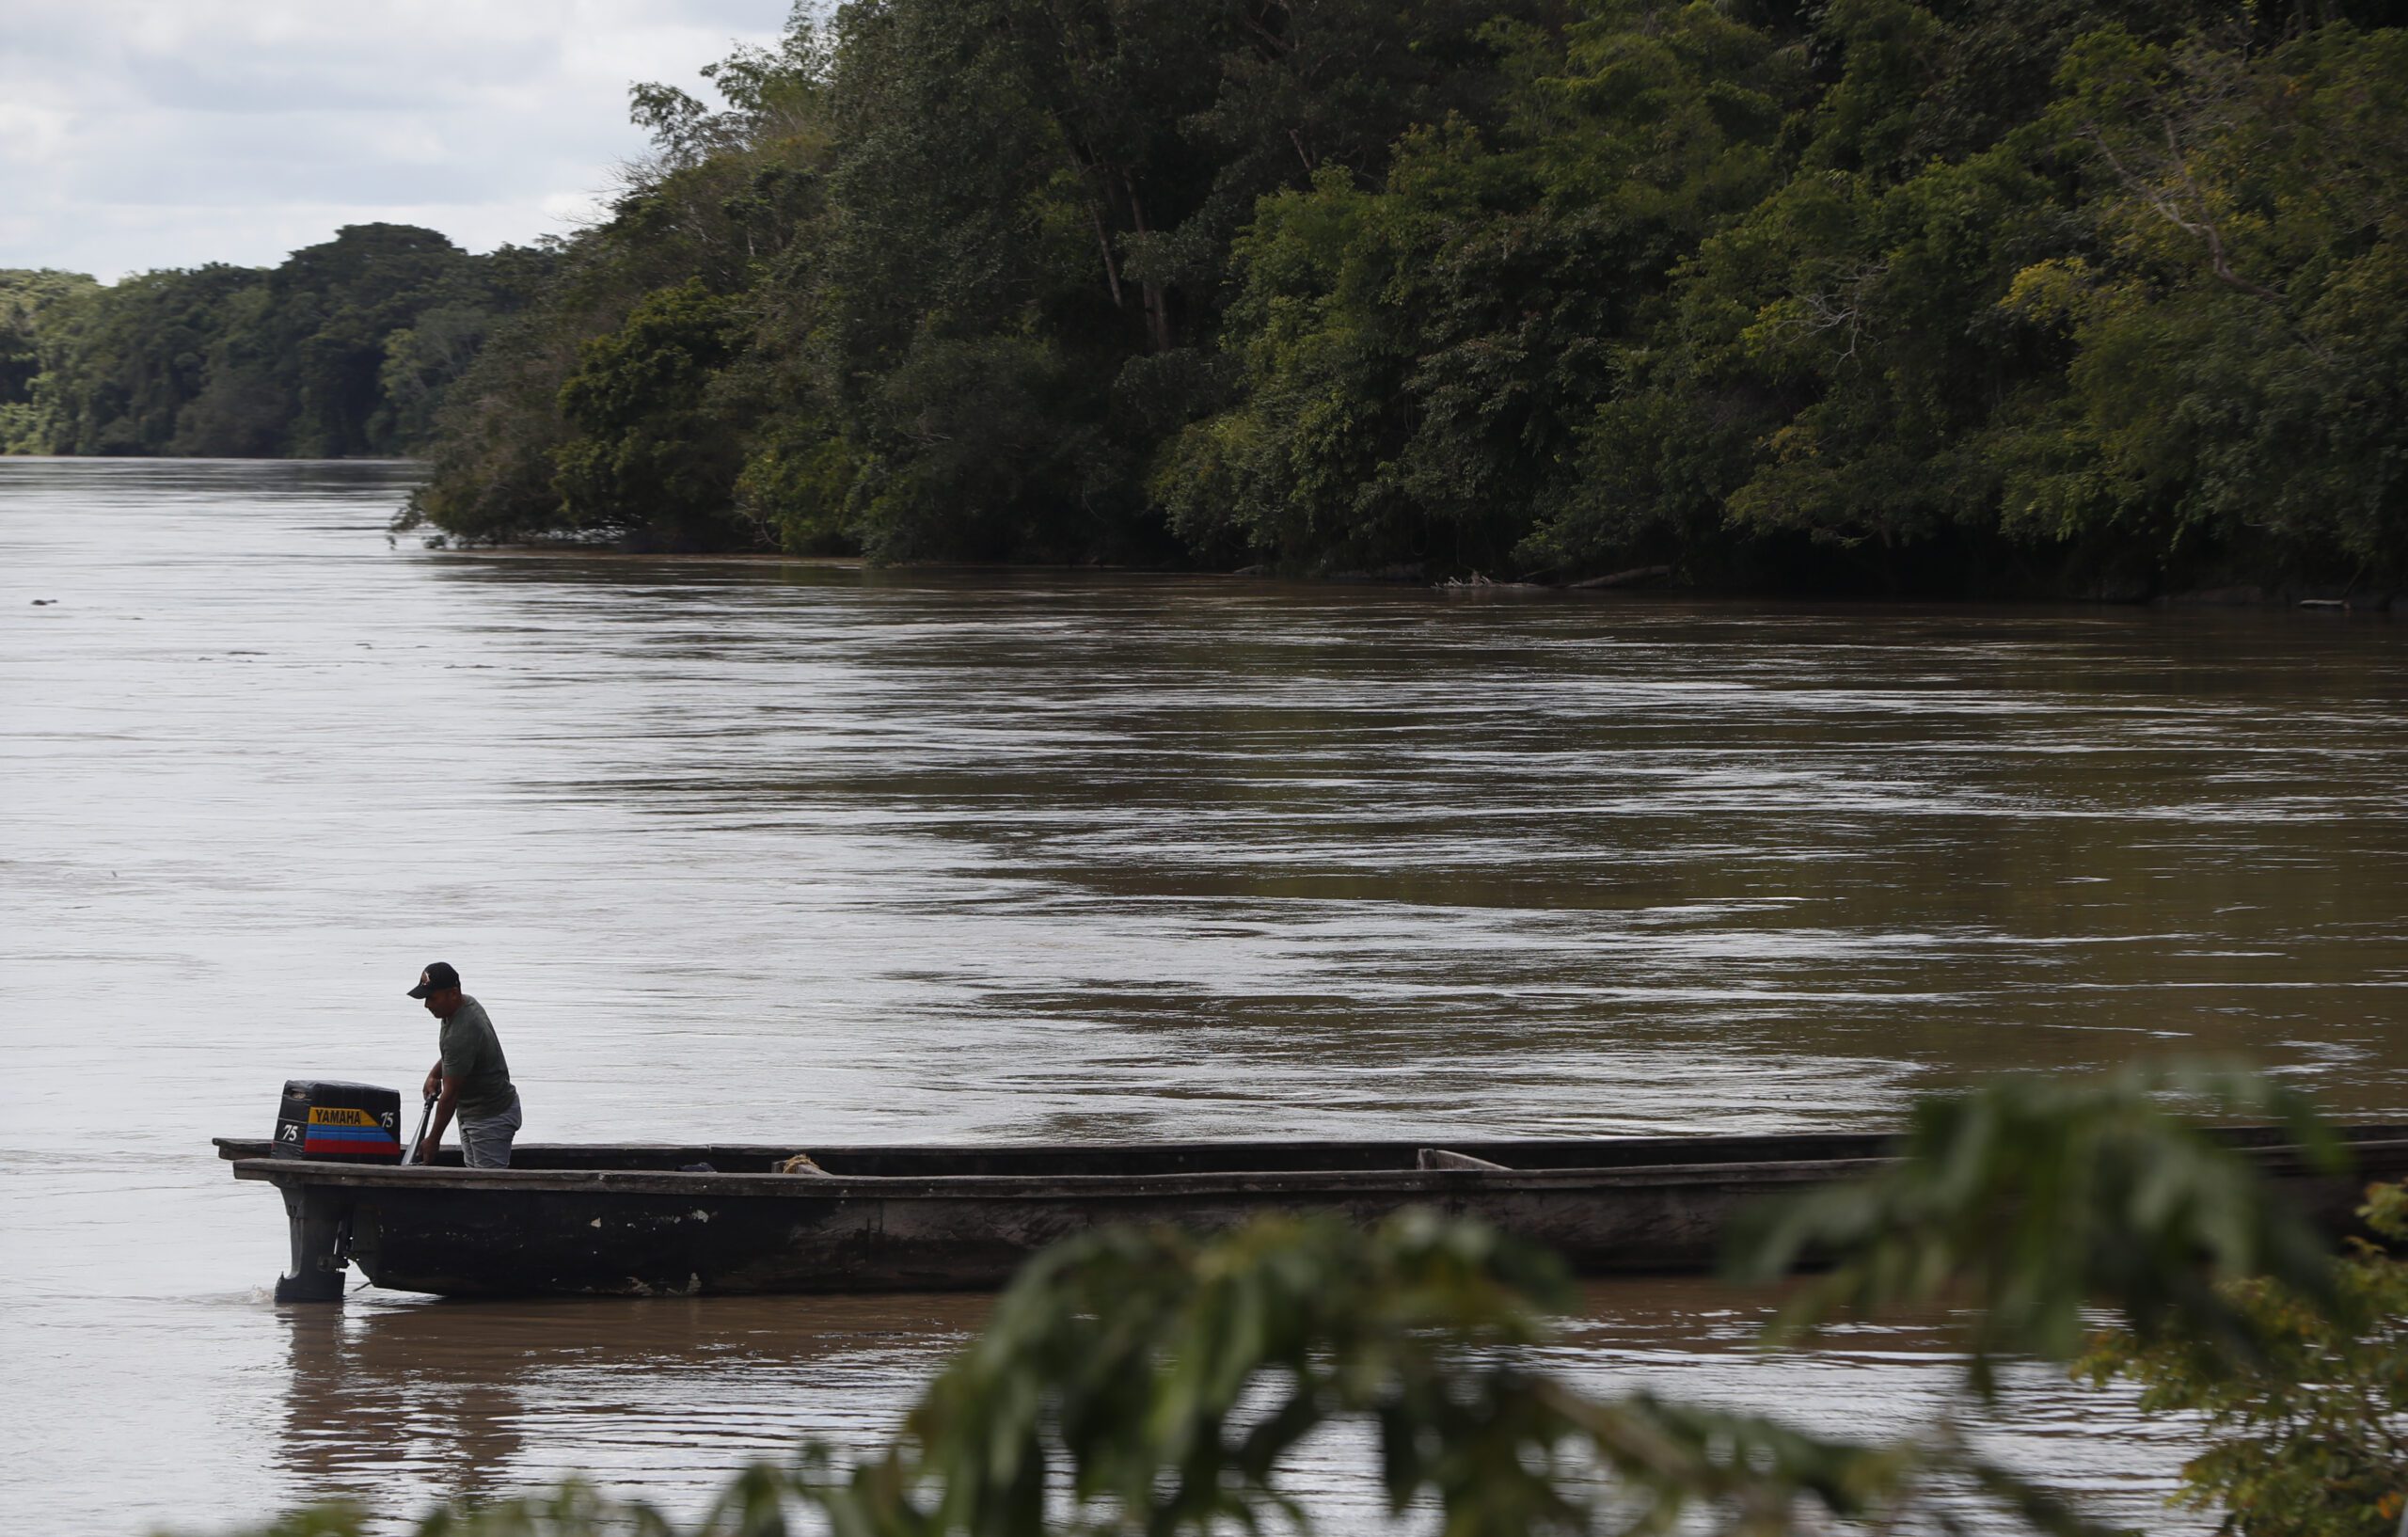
1570, 564, 1672, 590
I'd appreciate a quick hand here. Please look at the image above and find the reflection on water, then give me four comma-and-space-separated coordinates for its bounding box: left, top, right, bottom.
262, 1283, 2194, 1533
274, 1294, 985, 1518
6, 458, 2408, 1534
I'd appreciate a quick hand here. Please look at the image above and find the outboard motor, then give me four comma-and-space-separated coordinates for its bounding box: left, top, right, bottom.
270, 1081, 404, 1303
273, 1080, 404, 1164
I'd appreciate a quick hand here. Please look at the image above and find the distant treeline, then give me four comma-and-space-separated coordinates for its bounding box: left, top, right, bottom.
0, 226, 548, 459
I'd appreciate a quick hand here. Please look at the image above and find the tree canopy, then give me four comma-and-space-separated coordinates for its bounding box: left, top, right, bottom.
381, 0, 2408, 596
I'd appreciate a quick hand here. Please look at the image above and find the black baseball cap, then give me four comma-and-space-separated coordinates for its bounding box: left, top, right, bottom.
406, 961, 461, 998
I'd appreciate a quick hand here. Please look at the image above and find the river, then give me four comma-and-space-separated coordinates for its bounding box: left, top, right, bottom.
5, 457, 2406, 1534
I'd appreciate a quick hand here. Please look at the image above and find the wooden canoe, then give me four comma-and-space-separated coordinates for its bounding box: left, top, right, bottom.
214, 1125, 2408, 1302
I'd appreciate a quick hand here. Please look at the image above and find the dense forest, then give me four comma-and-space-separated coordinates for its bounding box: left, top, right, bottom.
14, 1, 2408, 595
392, 0, 2408, 594
0, 226, 547, 459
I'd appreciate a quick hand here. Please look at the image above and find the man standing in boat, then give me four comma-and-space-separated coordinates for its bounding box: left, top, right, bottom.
406, 961, 523, 1167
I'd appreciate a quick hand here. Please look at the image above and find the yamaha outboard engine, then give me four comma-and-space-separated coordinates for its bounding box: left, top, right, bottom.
273, 1080, 404, 1164
270, 1081, 402, 1302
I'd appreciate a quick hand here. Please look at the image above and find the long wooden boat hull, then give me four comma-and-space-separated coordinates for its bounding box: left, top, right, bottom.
214, 1128, 2408, 1301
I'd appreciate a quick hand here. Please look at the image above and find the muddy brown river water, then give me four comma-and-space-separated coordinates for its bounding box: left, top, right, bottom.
6, 458, 2408, 1533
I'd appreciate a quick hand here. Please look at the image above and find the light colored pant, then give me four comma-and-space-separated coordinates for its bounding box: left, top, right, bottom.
459, 1092, 522, 1168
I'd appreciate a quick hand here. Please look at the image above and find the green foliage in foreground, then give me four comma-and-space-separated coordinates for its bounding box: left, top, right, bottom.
1733, 1061, 2343, 1390
2083, 1180, 2408, 1537
214, 1062, 2408, 1537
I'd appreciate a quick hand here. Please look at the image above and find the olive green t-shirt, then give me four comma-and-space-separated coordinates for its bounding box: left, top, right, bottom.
439, 996, 515, 1120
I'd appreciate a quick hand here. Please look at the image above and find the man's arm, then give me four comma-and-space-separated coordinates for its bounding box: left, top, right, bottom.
417, 1074, 463, 1163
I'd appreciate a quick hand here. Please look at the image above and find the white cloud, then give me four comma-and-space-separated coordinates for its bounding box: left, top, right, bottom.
0, 0, 793, 278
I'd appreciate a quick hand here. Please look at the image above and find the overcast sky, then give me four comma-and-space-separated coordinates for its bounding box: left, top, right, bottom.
0, 0, 793, 281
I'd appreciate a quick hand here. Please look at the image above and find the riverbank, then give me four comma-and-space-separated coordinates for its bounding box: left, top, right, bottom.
438, 539, 2408, 614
